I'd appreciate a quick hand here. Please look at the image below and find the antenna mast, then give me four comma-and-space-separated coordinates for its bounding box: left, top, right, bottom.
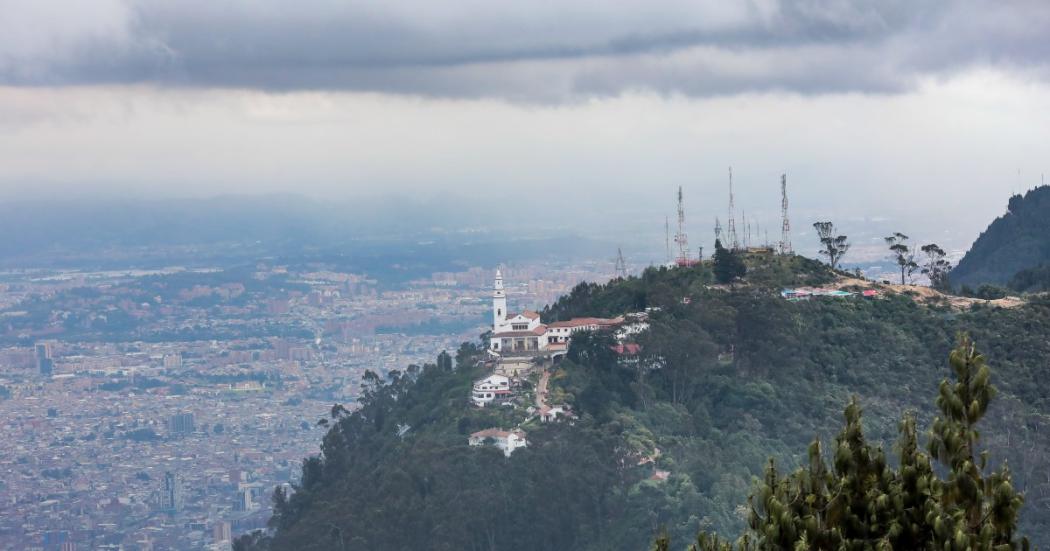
665, 216, 671, 264
727, 167, 739, 250
615, 247, 628, 279
714, 217, 723, 243
744, 212, 751, 249
674, 186, 690, 264
780, 173, 792, 255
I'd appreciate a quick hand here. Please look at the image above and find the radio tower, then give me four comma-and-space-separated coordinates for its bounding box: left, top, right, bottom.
665, 216, 672, 264
674, 186, 690, 264
614, 247, 628, 279
780, 173, 792, 255
744, 212, 751, 249
714, 217, 723, 243
727, 167, 739, 250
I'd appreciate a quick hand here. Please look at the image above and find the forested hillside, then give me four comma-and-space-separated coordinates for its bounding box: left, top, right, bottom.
952, 185, 1050, 287
238, 255, 1050, 550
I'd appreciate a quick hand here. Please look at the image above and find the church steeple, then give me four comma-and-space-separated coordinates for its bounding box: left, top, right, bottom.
493, 268, 507, 330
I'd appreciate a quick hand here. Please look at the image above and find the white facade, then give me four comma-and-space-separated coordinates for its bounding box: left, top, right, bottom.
488, 270, 625, 355
493, 269, 507, 330
469, 428, 528, 457
537, 404, 573, 423
471, 374, 511, 407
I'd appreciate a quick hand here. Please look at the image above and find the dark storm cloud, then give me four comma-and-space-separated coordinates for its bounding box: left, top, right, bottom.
2, 0, 1049, 100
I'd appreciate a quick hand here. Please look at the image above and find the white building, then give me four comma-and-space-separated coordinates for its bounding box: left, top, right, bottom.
469, 428, 528, 457
471, 374, 511, 407
537, 404, 574, 423
489, 269, 624, 356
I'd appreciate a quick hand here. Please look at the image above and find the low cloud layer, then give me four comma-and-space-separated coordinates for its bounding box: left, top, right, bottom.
2, 0, 1049, 100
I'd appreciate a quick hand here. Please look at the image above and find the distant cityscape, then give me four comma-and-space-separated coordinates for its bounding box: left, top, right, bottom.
0, 254, 621, 550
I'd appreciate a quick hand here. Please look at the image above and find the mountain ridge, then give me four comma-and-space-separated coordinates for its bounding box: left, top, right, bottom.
952, 185, 1050, 287
238, 255, 1050, 550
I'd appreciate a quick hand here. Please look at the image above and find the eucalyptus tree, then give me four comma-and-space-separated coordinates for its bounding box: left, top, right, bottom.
886, 232, 919, 285
813, 221, 850, 270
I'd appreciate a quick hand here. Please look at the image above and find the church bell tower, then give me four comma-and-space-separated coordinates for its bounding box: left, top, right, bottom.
493, 269, 507, 330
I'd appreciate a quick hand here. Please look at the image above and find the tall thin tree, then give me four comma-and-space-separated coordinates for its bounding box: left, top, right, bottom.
813, 221, 850, 270
886, 232, 919, 285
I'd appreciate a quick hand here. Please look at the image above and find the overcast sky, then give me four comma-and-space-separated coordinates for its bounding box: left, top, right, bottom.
2, 0, 1049, 247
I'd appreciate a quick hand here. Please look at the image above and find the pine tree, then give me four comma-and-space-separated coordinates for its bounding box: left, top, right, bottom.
926, 334, 1027, 549
676, 334, 1029, 550
714, 239, 746, 284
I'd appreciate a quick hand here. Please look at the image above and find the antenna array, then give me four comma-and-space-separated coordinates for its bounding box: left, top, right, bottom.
780, 173, 792, 255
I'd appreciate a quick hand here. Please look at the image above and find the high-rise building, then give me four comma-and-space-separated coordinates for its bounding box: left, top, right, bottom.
234, 484, 256, 512
35, 342, 54, 377
160, 471, 184, 513
213, 521, 232, 544
162, 353, 182, 369
43, 530, 70, 546
168, 412, 195, 436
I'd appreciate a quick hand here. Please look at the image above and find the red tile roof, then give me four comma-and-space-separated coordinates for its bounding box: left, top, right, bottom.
611, 343, 642, 355
548, 316, 623, 328
494, 324, 547, 338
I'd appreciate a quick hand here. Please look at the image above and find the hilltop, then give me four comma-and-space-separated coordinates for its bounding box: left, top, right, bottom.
952, 185, 1050, 288
237, 254, 1050, 550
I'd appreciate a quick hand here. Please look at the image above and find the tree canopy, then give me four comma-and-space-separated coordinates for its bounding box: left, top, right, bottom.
238, 260, 1050, 551
660, 335, 1028, 551
813, 222, 850, 270
952, 185, 1050, 287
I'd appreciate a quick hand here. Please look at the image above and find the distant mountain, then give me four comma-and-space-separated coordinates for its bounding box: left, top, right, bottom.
952, 185, 1050, 287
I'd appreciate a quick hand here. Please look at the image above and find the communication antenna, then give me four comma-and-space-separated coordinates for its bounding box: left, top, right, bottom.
674, 186, 690, 264
714, 217, 723, 243
745, 213, 751, 249
614, 247, 628, 279
665, 216, 671, 264
727, 167, 739, 250
780, 173, 792, 255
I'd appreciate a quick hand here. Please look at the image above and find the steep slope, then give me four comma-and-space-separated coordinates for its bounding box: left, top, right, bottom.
952, 185, 1050, 287
238, 257, 1050, 550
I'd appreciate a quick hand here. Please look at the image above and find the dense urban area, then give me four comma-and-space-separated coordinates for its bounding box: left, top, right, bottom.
0, 255, 617, 550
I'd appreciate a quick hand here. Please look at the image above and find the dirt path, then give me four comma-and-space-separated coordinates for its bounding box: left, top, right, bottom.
535, 369, 550, 410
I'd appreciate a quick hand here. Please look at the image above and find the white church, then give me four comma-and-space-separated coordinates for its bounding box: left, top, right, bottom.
489, 269, 625, 356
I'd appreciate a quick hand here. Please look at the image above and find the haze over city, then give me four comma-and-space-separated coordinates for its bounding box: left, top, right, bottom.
3, 2, 1050, 550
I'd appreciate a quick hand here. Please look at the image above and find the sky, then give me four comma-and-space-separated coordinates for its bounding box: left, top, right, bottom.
2, 0, 1050, 249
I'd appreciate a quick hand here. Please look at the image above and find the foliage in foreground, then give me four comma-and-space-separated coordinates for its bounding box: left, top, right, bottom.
656, 336, 1028, 551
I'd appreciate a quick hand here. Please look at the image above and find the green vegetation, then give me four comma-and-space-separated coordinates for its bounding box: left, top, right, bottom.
813, 222, 850, 270
713, 240, 746, 284
885, 232, 919, 285
1009, 264, 1050, 294
953, 185, 1050, 287
658, 336, 1028, 550
238, 257, 1050, 551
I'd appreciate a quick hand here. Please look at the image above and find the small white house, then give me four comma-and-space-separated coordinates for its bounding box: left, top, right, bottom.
469, 428, 528, 457
471, 374, 511, 407
537, 405, 572, 423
